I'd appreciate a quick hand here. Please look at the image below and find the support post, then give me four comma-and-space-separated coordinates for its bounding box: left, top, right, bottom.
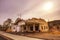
33, 24, 35, 32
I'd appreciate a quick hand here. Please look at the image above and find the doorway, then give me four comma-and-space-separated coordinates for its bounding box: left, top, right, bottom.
35, 24, 39, 31
30, 25, 33, 31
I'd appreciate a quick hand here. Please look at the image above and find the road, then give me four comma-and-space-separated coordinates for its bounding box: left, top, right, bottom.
0, 31, 44, 40
0, 36, 8, 40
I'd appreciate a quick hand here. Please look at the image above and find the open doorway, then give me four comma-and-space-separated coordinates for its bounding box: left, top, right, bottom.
35, 24, 39, 31
30, 25, 33, 31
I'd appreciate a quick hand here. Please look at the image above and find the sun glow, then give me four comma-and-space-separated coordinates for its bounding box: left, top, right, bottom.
42, 1, 54, 11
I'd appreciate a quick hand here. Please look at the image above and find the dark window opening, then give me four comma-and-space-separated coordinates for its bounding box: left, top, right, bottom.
24, 26, 26, 30
41, 26, 43, 30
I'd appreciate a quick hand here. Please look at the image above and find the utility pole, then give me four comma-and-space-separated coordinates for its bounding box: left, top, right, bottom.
18, 13, 21, 19
17, 7, 22, 19
20, 13, 21, 18
48, 19, 49, 22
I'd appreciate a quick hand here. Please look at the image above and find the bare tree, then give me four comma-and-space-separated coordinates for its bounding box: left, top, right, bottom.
3, 18, 12, 31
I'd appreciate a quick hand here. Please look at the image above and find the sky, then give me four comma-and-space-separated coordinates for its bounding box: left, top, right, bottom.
0, 0, 60, 24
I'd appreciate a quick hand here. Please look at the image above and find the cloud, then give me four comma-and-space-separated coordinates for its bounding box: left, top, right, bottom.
0, 0, 60, 24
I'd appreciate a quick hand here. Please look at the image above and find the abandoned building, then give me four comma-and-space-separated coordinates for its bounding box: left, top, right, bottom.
25, 18, 49, 32
48, 20, 60, 31
6, 18, 25, 32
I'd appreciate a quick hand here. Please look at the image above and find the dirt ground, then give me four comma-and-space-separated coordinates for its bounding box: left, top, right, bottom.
23, 32, 60, 40
9, 31, 60, 40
